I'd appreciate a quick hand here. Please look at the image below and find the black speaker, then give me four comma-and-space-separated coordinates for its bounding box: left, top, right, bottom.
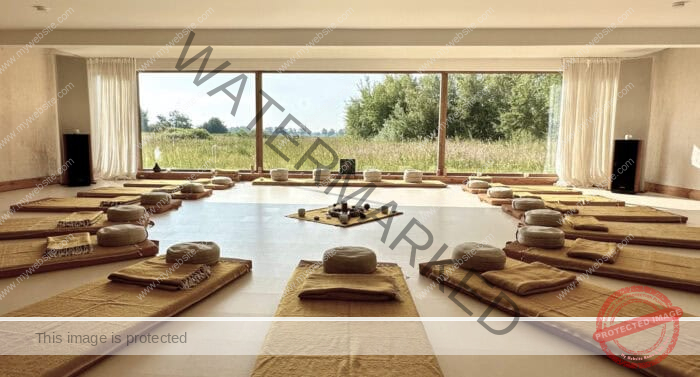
62, 134, 93, 187
339, 159, 356, 175
610, 140, 641, 194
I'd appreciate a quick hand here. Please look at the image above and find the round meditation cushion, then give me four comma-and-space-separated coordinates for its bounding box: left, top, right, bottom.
517, 225, 565, 249
363, 169, 382, 182
180, 183, 205, 193
403, 169, 423, 183
270, 168, 289, 182
467, 180, 490, 189
312, 168, 331, 181
166, 241, 220, 266
451, 242, 506, 271
211, 176, 233, 185
97, 224, 148, 247
107, 205, 146, 222
487, 187, 513, 198
140, 192, 171, 206
512, 198, 546, 211
524, 209, 563, 227
323, 246, 377, 274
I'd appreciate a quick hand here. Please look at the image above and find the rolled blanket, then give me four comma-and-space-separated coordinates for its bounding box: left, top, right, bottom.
517, 225, 565, 249
323, 246, 377, 274
152, 185, 180, 194
97, 224, 148, 247
451, 242, 506, 271
108, 256, 211, 291
141, 192, 171, 206
57, 211, 103, 228
270, 168, 289, 182
563, 216, 608, 232
298, 273, 398, 301
181, 183, 205, 193
512, 198, 546, 211
524, 209, 563, 227
45, 232, 93, 257
166, 242, 221, 266
211, 176, 233, 185
566, 238, 619, 264
481, 261, 578, 296
467, 180, 490, 189
363, 169, 382, 183
107, 205, 146, 222
487, 187, 513, 198
403, 169, 423, 184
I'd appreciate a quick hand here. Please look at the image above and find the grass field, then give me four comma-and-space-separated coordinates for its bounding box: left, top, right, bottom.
141, 133, 549, 173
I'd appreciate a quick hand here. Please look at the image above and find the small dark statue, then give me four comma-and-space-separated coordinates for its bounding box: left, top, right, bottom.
327, 201, 372, 224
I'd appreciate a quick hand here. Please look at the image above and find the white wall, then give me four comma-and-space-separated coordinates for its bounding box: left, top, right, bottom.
0, 48, 61, 182
646, 48, 700, 190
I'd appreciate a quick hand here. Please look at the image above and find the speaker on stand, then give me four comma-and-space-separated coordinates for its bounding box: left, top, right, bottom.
609, 139, 642, 194
62, 133, 93, 187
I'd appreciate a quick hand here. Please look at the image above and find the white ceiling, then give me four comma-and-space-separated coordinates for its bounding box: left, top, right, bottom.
0, 0, 698, 29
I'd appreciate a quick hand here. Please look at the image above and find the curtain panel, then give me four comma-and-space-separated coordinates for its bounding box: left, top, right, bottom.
556, 58, 621, 187
87, 57, 138, 179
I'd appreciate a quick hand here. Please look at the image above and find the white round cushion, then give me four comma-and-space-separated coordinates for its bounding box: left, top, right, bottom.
467, 180, 490, 189
106, 205, 146, 222
181, 183, 205, 193
512, 198, 546, 211
488, 187, 513, 198
312, 168, 331, 179
517, 225, 565, 249
524, 209, 563, 227
403, 169, 423, 183
166, 241, 220, 266
363, 169, 382, 182
323, 246, 377, 274
452, 242, 506, 272
270, 168, 289, 181
141, 192, 171, 206
211, 176, 233, 185
97, 224, 148, 247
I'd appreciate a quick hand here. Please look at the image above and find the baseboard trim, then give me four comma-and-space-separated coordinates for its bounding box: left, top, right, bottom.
0, 176, 60, 193
645, 182, 700, 200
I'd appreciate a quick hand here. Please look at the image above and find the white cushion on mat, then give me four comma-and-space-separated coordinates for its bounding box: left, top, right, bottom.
166, 241, 220, 266
270, 168, 289, 181
516, 225, 565, 249
467, 180, 490, 189
451, 242, 506, 271
106, 205, 146, 222
141, 192, 171, 206
211, 176, 233, 185
323, 246, 377, 274
181, 183, 205, 193
512, 198, 546, 211
97, 224, 148, 247
488, 187, 513, 198
363, 169, 382, 182
524, 209, 563, 227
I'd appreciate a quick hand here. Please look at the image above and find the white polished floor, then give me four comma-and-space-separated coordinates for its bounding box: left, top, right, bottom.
0, 181, 698, 376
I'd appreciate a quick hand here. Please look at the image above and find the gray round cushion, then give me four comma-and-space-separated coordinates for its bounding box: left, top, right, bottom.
323, 246, 377, 274
488, 187, 513, 198
452, 242, 506, 272
363, 169, 382, 182
141, 192, 171, 206
211, 176, 233, 185
97, 224, 148, 247
467, 180, 490, 189
517, 225, 565, 249
166, 242, 220, 266
106, 205, 146, 222
524, 209, 563, 227
270, 168, 289, 182
181, 183, 205, 193
512, 198, 546, 211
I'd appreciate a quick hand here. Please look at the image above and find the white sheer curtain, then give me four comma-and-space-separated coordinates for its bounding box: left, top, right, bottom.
556, 58, 621, 187
87, 58, 138, 179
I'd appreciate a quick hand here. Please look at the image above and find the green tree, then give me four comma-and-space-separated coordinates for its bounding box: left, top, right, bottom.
152, 111, 193, 131
201, 117, 228, 134
140, 109, 150, 132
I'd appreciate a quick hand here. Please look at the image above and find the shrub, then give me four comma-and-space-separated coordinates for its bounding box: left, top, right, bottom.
159, 128, 211, 140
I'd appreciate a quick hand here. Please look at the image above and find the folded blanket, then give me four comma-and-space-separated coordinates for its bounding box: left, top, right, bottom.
45, 232, 93, 257
563, 215, 608, 232
108, 256, 212, 291
481, 261, 577, 296
566, 238, 619, 264
545, 203, 578, 214
298, 272, 399, 301
56, 211, 103, 228
99, 196, 140, 207
152, 185, 180, 193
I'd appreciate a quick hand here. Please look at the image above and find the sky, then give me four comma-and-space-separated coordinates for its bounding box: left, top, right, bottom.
138, 73, 391, 133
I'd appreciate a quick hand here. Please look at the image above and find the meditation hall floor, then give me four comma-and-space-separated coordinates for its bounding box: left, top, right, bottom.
0, 181, 699, 376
